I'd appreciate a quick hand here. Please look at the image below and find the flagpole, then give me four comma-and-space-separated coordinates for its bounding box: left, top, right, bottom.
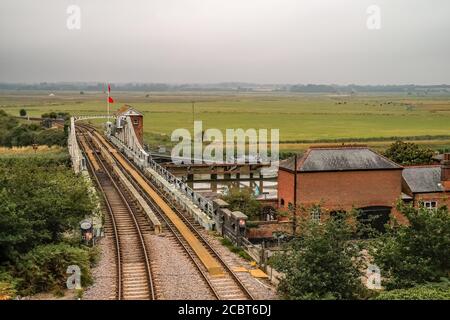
107, 83, 110, 120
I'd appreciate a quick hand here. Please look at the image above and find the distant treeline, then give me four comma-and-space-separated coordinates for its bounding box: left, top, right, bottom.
289, 84, 450, 93
0, 82, 449, 93
280, 135, 450, 144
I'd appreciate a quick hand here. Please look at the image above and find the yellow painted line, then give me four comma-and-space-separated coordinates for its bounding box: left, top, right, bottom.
232, 267, 248, 273
93, 132, 223, 275
78, 135, 100, 171
249, 269, 268, 279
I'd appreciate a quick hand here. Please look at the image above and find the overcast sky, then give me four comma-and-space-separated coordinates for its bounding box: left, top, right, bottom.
0, 0, 449, 84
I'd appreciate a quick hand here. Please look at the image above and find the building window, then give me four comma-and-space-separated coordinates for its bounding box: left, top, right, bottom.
311, 207, 321, 222
357, 206, 391, 236
280, 199, 285, 207
330, 210, 345, 221
133, 119, 139, 125
423, 201, 437, 210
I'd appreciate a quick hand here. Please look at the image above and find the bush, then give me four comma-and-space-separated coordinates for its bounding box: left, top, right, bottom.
0, 144, 98, 297
222, 187, 261, 220
2, 125, 36, 147
384, 140, 434, 165
279, 151, 296, 160
42, 112, 58, 119
0, 110, 18, 132
19, 109, 27, 117
42, 112, 70, 120
373, 281, 450, 300
0, 270, 18, 300
0, 157, 95, 262
220, 237, 252, 261
245, 221, 259, 229
0, 282, 16, 300
0, 152, 70, 167
271, 210, 367, 300
35, 129, 67, 147
13, 243, 93, 295
372, 202, 450, 289
0, 111, 67, 147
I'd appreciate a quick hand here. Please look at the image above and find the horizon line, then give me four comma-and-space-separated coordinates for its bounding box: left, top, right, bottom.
0, 81, 449, 87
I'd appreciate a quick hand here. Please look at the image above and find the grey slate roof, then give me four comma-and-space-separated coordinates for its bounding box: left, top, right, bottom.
401, 192, 413, 200
402, 166, 444, 193
279, 154, 302, 171
280, 147, 401, 172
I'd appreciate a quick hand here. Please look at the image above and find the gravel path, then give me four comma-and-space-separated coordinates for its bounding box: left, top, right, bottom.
83, 222, 216, 300
84, 226, 278, 300
84, 203, 277, 300
200, 231, 279, 300
83, 234, 116, 300
145, 233, 215, 300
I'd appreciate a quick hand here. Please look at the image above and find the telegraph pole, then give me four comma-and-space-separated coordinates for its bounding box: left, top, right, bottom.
293, 154, 298, 235
192, 101, 195, 124
107, 89, 110, 119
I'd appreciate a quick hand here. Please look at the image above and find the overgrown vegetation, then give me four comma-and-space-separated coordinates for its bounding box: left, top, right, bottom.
271, 211, 368, 300
0, 152, 97, 297
0, 110, 67, 148
384, 140, 434, 165
13, 243, 94, 296
220, 237, 252, 261
372, 280, 450, 300
371, 202, 450, 290
41, 112, 70, 120
221, 187, 261, 220
271, 203, 450, 300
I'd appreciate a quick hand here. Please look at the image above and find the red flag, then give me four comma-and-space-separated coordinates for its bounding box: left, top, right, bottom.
108, 96, 114, 103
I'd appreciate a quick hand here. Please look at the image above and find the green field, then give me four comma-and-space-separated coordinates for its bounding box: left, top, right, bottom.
1, 91, 450, 152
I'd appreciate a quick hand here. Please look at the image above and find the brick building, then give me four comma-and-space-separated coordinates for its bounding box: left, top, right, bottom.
277, 146, 405, 229
402, 154, 450, 209
115, 105, 144, 146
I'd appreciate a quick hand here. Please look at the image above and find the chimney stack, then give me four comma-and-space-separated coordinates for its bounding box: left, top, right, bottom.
441, 153, 450, 182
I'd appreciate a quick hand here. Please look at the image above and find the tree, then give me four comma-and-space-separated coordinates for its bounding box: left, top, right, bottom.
0, 153, 98, 297
0, 157, 95, 262
0, 111, 19, 146
372, 202, 450, 290
222, 187, 261, 220
271, 210, 367, 299
372, 280, 450, 300
3, 125, 35, 147
14, 243, 93, 295
19, 109, 27, 117
36, 129, 67, 147
56, 112, 71, 120
0, 110, 67, 147
41, 112, 69, 120
384, 141, 433, 165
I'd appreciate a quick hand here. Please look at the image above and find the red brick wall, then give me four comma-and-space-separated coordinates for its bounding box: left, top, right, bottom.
413, 192, 450, 208
278, 169, 403, 212
246, 221, 292, 239
129, 115, 144, 146
278, 169, 295, 209
442, 153, 450, 181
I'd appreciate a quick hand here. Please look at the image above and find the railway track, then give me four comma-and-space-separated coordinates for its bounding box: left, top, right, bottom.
77, 127, 156, 300
81, 125, 255, 300
119, 165, 254, 300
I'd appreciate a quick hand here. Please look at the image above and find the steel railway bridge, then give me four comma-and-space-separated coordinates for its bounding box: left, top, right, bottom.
68, 114, 265, 300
